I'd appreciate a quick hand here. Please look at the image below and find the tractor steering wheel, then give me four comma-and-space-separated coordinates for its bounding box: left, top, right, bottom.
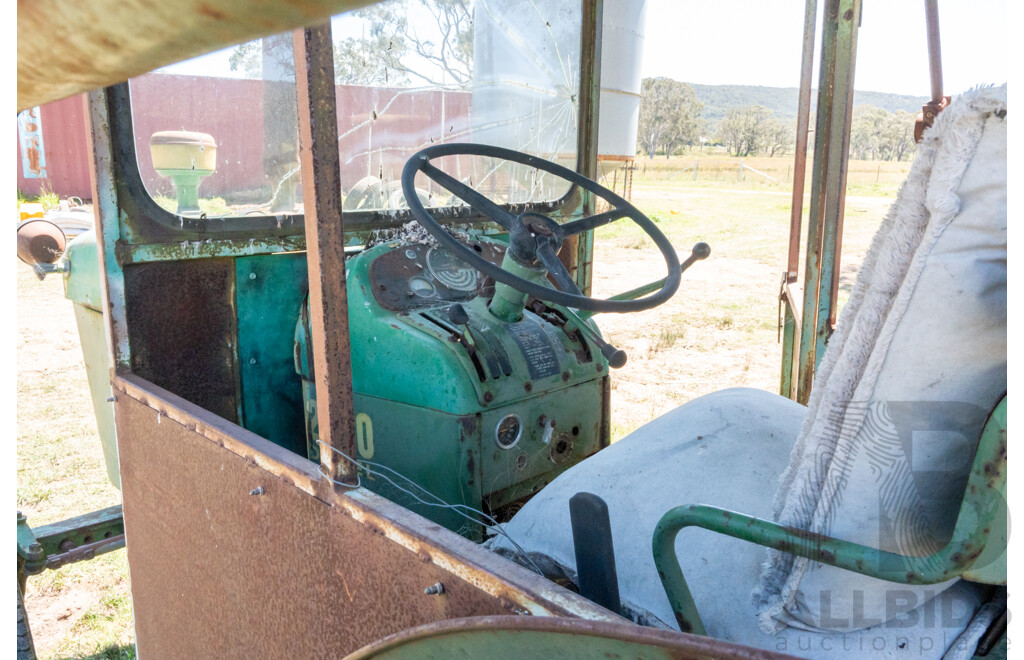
401, 143, 704, 314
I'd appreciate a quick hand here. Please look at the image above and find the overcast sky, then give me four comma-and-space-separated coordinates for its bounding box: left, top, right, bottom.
641, 0, 1009, 97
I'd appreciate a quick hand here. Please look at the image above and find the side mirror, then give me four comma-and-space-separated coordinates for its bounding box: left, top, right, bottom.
17, 218, 67, 279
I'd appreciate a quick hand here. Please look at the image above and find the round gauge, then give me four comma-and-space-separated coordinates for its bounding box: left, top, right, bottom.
495, 414, 523, 450
426, 246, 478, 291
408, 276, 436, 298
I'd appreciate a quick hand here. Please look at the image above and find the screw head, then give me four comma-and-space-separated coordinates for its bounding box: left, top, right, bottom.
423, 582, 445, 595
249, 486, 265, 496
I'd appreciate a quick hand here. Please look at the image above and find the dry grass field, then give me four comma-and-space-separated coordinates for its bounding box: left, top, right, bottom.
16, 154, 901, 657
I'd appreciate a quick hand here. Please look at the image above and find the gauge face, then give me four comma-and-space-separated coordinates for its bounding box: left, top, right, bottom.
495, 414, 523, 449
427, 246, 478, 292
408, 276, 436, 298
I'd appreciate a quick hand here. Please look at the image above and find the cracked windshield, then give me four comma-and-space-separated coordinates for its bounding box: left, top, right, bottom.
129, 0, 582, 220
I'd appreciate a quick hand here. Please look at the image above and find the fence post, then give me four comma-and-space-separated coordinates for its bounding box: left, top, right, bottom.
738, 160, 745, 182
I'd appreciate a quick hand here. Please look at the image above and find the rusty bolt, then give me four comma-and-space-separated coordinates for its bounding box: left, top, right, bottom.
106, 396, 117, 402
524, 382, 533, 393
484, 391, 494, 403
28, 542, 43, 555
424, 582, 445, 596
561, 371, 570, 382
249, 486, 265, 496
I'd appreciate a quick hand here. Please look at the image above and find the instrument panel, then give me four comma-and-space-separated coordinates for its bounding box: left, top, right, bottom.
368, 240, 506, 312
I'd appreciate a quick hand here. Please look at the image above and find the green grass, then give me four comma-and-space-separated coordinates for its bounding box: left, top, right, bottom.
36, 183, 61, 211
594, 159, 899, 441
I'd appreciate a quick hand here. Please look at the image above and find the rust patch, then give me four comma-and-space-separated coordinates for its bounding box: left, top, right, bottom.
459, 415, 477, 436
197, 3, 227, 19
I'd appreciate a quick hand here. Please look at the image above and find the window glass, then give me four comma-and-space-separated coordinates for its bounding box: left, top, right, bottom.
128, 0, 582, 221
333, 0, 581, 212
130, 35, 303, 219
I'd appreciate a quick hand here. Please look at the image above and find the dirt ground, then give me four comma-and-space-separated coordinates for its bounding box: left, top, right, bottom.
15, 177, 895, 657
17, 262, 134, 660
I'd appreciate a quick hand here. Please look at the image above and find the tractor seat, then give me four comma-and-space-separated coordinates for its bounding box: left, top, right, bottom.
488, 84, 1006, 659
487, 388, 998, 658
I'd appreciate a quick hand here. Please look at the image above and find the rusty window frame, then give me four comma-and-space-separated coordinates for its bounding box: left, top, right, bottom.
111, 4, 592, 246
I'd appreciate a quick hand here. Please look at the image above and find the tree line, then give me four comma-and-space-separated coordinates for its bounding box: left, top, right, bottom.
637, 77, 917, 161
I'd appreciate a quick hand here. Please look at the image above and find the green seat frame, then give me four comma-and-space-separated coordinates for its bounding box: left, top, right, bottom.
652, 396, 1007, 635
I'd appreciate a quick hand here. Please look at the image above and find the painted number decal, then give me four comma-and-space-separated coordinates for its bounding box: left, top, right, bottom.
356, 413, 374, 459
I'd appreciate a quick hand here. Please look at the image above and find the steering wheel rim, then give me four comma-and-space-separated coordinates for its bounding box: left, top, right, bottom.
401, 143, 681, 313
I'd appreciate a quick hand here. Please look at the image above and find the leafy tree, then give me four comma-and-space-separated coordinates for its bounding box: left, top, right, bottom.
229, 0, 473, 87
228, 37, 293, 80
716, 105, 775, 157
764, 118, 793, 157
637, 77, 703, 158
850, 105, 917, 161
339, 0, 472, 87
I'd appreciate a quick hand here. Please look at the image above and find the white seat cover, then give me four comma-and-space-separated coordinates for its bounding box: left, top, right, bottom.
488, 388, 986, 658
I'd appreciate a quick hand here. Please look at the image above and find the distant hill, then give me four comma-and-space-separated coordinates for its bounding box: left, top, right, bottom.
686, 83, 928, 126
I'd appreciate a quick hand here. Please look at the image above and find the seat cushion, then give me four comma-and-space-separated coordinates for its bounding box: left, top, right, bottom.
488, 388, 987, 658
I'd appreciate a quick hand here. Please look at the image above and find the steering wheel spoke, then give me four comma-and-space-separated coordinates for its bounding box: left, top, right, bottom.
557, 207, 630, 238
535, 239, 583, 297
417, 159, 517, 230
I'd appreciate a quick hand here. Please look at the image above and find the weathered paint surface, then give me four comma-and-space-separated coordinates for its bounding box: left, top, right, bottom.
17, 107, 47, 178
18, 0, 375, 110
112, 374, 628, 657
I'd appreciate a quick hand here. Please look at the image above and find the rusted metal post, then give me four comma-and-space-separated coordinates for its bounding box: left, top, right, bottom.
796, 0, 860, 404
779, 0, 815, 400
573, 0, 603, 296
813, 0, 859, 368
787, 0, 817, 286
294, 23, 358, 488
914, 0, 949, 142
925, 0, 943, 103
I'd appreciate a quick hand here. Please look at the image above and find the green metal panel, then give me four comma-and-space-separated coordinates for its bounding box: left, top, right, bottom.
62, 231, 122, 488
235, 253, 309, 455
296, 240, 610, 538
62, 231, 104, 311
73, 304, 121, 488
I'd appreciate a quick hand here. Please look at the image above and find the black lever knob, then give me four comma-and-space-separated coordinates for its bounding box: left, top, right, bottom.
447, 303, 470, 326
680, 242, 711, 273
600, 343, 627, 369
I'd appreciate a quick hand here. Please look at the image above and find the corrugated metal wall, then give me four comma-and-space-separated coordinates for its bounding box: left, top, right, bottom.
16, 77, 471, 203
16, 94, 92, 198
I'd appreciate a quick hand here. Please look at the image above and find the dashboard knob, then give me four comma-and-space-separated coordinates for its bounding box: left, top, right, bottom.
447, 303, 470, 326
